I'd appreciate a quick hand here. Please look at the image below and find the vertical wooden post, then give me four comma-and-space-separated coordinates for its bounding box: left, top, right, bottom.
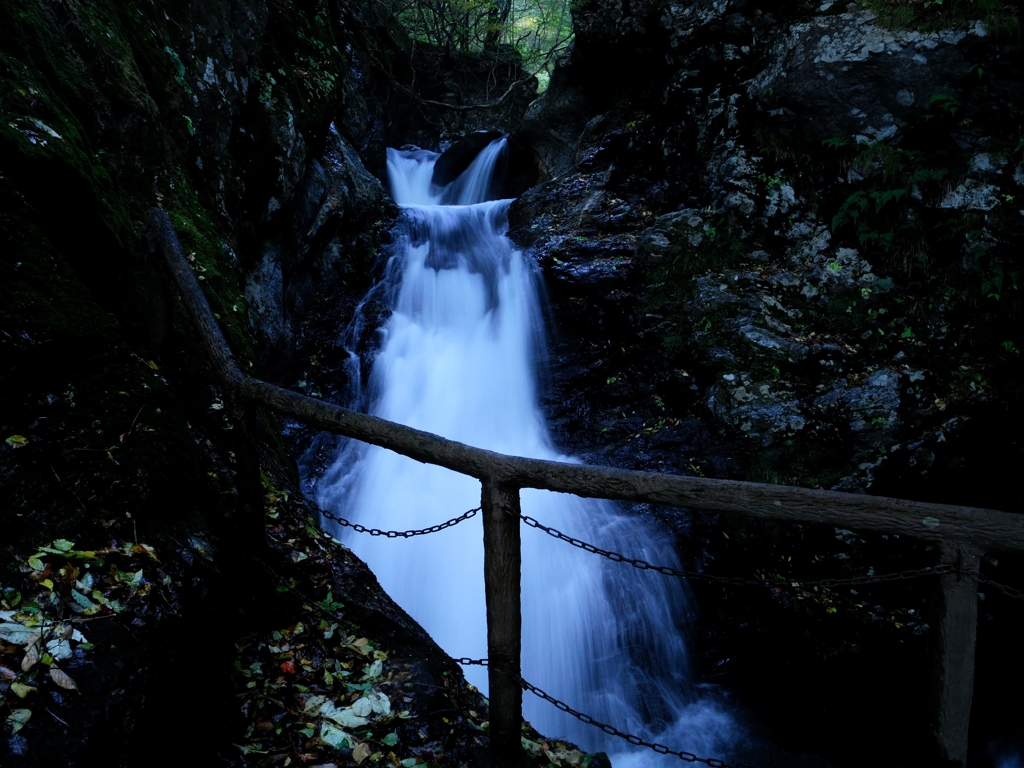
931, 541, 982, 767
481, 477, 523, 768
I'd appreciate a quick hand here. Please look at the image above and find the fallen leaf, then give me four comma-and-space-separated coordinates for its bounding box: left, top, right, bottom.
71, 590, 99, 615
30, 118, 62, 139
364, 659, 383, 679
352, 743, 371, 764
21, 643, 39, 672
52, 539, 75, 552
367, 691, 391, 716
382, 732, 399, 747
11, 682, 37, 698
5, 435, 28, 449
321, 702, 368, 728
49, 667, 78, 691
0, 622, 40, 646
351, 697, 373, 718
132, 543, 160, 561
45, 638, 72, 661
280, 660, 296, 674
302, 694, 328, 715
7, 708, 31, 733
320, 721, 352, 749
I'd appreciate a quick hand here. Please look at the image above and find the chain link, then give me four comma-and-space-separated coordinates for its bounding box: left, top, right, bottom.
319, 506, 480, 538
456, 658, 752, 768
973, 573, 1024, 602
519, 513, 958, 589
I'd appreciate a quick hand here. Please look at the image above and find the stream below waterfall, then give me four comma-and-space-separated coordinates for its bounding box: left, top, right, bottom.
314, 139, 740, 764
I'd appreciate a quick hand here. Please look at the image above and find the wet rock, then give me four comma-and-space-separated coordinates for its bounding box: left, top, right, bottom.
842, 368, 902, 440
432, 130, 505, 186
515, 63, 597, 178
433, 131, 548, 200
749, 10, 980, 143
638, 210, 716, 264
248, 124, 394, 373
939, 178, 1001, 211
707, 374, 807, 446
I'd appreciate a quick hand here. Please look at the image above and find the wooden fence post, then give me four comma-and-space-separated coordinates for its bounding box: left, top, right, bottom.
481, 477, 523, 767
931, 541, 982, 767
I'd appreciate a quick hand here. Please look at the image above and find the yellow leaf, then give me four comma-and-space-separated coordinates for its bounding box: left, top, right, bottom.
49, 667, 78, 691
132, 543, 160, 561
352, 743, 371, 764
40, 579, 54, 590
11, 681, 36, 698
5, 435, 28, 449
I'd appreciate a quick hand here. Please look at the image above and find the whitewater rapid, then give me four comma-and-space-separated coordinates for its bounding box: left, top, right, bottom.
315, 139, 738, 764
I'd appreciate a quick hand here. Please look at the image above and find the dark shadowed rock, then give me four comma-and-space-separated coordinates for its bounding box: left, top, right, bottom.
432, 131, 505, 185
432, 130, 547, 199
748, 11, 979, 142
513, 62, 596, 178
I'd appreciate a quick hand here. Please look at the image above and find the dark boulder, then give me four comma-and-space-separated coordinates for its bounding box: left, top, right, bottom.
432, 130, 547, 200
432, 130, 505, 185
748, 11, 980, 143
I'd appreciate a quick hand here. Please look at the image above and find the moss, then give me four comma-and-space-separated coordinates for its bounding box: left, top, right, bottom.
260, 0, 350, 147
0, 0, 262, 550
0, 182, 224, 546
859, 0, 1019, 35
0, 0, 158, 327
164, 170, 255, 365
641, 215, 743, 357
745, 439, 852, 491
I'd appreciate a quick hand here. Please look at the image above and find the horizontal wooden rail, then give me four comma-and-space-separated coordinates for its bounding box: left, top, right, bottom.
239, 377, 1023, 551
150, 206, 1021, 768
148, 208, 1022, 552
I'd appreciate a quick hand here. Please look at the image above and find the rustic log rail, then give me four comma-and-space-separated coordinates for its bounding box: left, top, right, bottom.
150, 208, 1022, 767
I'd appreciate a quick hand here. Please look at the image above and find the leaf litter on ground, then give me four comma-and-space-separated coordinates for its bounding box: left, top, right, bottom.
229, 473, 599, 767
0, 535, 174, 738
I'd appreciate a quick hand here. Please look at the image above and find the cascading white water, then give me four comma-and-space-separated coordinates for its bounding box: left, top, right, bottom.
316, 140, 739, 764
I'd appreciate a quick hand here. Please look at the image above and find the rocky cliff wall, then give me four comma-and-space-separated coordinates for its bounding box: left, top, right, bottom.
0, 1, 544, 764
509, 0, 1022, 762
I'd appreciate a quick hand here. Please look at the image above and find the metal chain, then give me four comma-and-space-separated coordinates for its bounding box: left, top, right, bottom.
973, 573, 1024, 602
457, 658, 752, 768
319, 506, 480, 538
519, 513, 957, 589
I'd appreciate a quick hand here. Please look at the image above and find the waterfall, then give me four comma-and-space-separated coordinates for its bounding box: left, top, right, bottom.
315, 139, 738, 764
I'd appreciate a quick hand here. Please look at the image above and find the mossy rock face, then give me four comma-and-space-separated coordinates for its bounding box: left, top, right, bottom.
0, 180, 225, 549
637, 209, 743, 356
0, 0, 404, 762
860, 0, 1019, 35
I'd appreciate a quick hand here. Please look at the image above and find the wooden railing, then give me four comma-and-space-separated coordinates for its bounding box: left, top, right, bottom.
150, 208, 1023, 767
